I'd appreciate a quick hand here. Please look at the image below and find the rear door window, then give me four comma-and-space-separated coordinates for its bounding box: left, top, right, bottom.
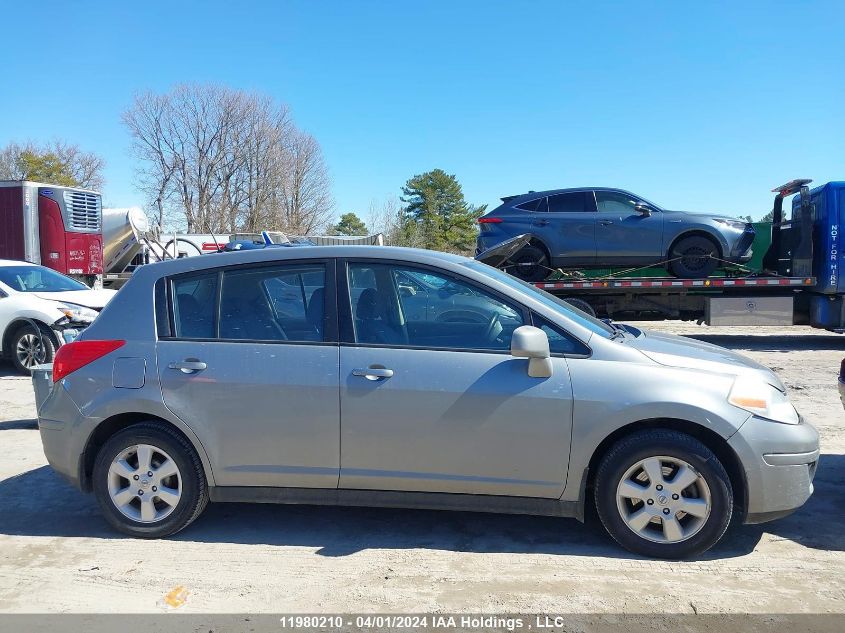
220, 264, 327, 342
546, 192, 590, 213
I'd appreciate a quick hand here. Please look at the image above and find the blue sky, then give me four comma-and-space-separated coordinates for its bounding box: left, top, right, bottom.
1, 0, 843, 224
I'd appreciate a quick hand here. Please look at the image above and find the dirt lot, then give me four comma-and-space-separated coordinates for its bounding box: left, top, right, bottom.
0, 322, 843, 614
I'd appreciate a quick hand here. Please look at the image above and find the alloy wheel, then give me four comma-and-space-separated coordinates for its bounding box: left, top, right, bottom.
15, 333, 46, 370
615, 455, 712, 543
107, 444, 182, 523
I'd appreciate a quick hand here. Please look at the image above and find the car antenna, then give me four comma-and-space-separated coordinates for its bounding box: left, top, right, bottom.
204, 221, 224, 253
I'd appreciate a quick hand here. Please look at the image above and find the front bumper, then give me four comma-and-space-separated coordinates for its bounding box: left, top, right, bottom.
729, 227, 756, 263
728, 414, 819, 523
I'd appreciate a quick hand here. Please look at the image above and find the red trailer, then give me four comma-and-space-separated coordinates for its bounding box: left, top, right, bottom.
0, 180, 103, 286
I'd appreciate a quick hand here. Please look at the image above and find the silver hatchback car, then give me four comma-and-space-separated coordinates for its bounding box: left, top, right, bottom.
37, 246, 819, 558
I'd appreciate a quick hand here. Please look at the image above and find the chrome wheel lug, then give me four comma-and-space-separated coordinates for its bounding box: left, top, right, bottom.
152, 486, 157, 492
656, 484, 663, 491
138, 490, 144, 496
672, 494, 679, 500
147, 471, 153, 477
133, 475, 139, 481
663, 508, 670, 515
646, 499, 654, 505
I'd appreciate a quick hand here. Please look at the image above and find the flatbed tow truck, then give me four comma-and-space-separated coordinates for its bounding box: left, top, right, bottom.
478, 180, 845, 331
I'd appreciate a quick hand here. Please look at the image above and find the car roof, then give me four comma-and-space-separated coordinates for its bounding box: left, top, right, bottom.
131, 245, 475, 280
500, 187, 636, 204
0, 259, 38, 268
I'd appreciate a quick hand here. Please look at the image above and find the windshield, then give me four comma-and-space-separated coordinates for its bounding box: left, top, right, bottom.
0, 266, 89, 293
462, 261, 615, 338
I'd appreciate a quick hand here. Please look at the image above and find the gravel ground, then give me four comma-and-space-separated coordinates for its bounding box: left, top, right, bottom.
0, 322, 842, 614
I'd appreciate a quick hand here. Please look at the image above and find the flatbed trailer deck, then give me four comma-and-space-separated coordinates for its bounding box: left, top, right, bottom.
536, 276, 815, 291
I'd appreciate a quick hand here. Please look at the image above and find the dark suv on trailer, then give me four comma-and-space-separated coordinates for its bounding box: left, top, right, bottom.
476, 188, 755, 281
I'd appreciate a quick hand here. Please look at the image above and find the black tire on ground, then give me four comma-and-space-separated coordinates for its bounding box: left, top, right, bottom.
93, 422, 209, 538
562, 297, 596, 317
668, 235, 720, 279
9, 324, 56, 374
594, 429, 733, 559
510, 245, 549, 282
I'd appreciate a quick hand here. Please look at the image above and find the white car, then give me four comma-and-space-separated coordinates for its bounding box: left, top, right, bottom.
0, 260, 116, 373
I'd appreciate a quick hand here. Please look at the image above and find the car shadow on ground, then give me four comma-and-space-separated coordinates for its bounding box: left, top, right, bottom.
0, 361, 26, 378
0, 418, 37, 430
1, 454, 842, 560
686, 333, 845, 352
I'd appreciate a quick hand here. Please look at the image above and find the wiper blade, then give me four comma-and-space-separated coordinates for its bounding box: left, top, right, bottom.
603, 318, 627, 339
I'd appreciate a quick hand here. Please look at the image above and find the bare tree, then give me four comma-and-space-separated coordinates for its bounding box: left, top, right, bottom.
274, 129, 334, 235
123, 84, 333, 234
0, 140, 105, 190
366, 196, 424, 247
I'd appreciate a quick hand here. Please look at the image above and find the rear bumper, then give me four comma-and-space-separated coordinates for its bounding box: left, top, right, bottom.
37, 383, 88, 491
728, 415, 819, 523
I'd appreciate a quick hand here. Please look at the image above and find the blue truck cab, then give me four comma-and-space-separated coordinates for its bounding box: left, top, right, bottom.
766, 180, 845, 329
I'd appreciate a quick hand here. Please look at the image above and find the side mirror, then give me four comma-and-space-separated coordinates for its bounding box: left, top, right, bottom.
510, 325, 553, 378
634, 203, 652, 217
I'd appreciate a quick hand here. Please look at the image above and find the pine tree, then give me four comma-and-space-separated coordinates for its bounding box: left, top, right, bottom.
400, 169, 485, 253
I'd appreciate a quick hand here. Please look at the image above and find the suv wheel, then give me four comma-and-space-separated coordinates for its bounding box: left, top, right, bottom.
669, 235, 719, 279
10, 324, 56, 374
511, 245, 549, 282
594, 429, 733, 558
93, 422, 209, 538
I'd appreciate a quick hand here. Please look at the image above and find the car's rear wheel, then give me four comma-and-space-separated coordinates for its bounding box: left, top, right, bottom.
510, 245, 549, 282
594, 429, 733, 558
93, 422, 209, 538
9, 324, 56, 374
669, 235, 719, 279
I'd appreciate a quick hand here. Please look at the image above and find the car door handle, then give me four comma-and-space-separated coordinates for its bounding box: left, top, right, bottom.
533, 219, 549, 226
352, 367, 394, 380
599, 220, 614, 226
168, 359, 207, 373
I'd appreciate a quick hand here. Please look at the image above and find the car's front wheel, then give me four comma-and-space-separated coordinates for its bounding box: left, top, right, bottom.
669, 235, 719, 279
93, 422, 209, 538
9, 324, 56, 374
594, 429, 733, 558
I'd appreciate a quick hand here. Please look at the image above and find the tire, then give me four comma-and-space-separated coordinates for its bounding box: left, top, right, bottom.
9, 324, 56, 374
510, 245, 549, 282
93, 422, 209, 538
669, 235, 719, 279
562, 297, 596, 317
594, 429, 733, 559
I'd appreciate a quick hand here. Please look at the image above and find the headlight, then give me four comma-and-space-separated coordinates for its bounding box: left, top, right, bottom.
56, 303, 98, 323
728, 375, 799, 424
713, 218, 748, 231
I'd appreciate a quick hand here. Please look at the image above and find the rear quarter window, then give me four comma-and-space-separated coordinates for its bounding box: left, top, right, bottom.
154, 278, 171, 338
515, 197, 547, 212
171, 272, 218, 339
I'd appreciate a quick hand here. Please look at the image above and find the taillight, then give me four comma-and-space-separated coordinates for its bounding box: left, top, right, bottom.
478, 217, 503, 224
53, 340, 125, 382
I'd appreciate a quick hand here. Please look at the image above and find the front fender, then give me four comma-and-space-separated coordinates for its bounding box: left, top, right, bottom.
561, 357, 750, 501
665, 225, 730, 258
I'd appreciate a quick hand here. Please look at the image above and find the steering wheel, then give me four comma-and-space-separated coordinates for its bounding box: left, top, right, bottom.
482, 312, 503, 344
